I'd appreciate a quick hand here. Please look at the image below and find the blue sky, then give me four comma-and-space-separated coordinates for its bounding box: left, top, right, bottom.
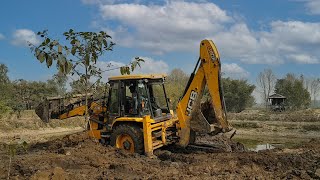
1, 0, 320, 90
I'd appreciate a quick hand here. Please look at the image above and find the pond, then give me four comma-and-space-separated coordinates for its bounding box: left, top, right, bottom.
233, 137, 295, 152
250, 143, 275, 151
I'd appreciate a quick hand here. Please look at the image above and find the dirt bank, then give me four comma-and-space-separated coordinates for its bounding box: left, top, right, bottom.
0, 132, 319, 180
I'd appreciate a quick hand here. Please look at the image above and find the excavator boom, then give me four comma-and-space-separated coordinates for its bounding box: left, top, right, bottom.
176, 39, 232, 146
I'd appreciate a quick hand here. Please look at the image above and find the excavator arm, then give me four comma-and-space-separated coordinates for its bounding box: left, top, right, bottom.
176, 39, 232, 146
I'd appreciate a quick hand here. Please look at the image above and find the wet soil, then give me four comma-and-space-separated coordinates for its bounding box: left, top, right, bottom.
1, 132, 319, 180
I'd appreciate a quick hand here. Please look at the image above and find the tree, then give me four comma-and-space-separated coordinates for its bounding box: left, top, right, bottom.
52, 72, 68, 96
309, 78, 320, 107
0, 64, 65, 116
222, 78, 255, 112
0, 64, 13, 114
257, 68, 276, 108
165, 69, 189, 109
0, 63, 9, 84
0, 63, 10, 99
29, 29, 144, 122
301, 75, 320, 107
10, 79, 59, 111
275, 74, 311, 110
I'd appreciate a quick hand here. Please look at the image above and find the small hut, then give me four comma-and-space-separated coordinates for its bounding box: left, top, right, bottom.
268, 94, 286, 112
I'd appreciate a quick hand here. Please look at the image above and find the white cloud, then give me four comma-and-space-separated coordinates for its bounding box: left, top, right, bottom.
222, 63, 249, 79
11, 29, 40, 47
132, 57, 169, 74
304, 0, 320, 15
87, 1, 320, 65
99, 1, 231, 53
214, 21, 320, 64
97, 57, 169, 81
287, 54, 319, 64
0, 33, 5, 40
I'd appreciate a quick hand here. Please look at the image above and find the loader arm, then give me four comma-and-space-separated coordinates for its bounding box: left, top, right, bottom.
176, 39, 231, 146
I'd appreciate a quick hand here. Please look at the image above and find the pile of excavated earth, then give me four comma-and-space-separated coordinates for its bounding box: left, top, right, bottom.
0, 132, 319, 179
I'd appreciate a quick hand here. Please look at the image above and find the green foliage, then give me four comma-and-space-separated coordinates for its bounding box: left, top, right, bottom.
120, 57, 145, 75
222, 78, 255, 112
0, 64, 14, 115
165, 69, 189, 110
6, 141, 28, 179
29, 29, 144, 77
30, 30, 114, 74
275, 73, 311, 110
0, 64, 9, 84
52, 72, 68, 96
0, 100, 11, 115
165, 69, 255, 113
0, 65, 62, 115
10, 79, 60, 110
29, 29, 144, 122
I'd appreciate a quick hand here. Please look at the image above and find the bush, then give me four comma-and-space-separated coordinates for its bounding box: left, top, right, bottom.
0, 101, 11, 117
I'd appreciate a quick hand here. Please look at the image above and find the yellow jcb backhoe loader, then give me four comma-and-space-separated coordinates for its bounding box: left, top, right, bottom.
87, 39, 233, 156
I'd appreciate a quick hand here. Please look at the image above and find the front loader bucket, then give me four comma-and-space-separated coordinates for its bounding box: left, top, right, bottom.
35, 101, 50, 123
35, 97, 64, 123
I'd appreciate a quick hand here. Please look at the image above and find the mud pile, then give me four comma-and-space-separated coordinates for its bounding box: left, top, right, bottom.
195, 133, 246, 152
0, 132, 319, 179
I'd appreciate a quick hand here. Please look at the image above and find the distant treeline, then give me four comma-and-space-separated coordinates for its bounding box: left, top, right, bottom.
0, 64, 256, 115
1, 62, 316, 116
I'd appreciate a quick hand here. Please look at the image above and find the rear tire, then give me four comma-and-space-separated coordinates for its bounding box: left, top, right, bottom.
110, 124, 144, 154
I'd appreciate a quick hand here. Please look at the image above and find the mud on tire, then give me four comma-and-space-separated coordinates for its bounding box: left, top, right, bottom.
110, 124, 144, 154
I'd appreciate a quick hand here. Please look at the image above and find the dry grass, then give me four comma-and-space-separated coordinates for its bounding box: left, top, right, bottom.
301, 125, 320, 132
0, 110, 86, 132
232, 122, 260, 129
228, 109, 320, 122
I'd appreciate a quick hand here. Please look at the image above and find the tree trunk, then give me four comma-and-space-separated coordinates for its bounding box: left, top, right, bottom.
85, 66, 88, 122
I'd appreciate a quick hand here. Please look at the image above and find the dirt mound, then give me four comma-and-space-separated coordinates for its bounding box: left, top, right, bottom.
1, 132, 319, 179
195, 133, 246, 152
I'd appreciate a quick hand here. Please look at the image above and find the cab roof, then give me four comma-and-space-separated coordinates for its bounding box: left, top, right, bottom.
108, 74, 167, 81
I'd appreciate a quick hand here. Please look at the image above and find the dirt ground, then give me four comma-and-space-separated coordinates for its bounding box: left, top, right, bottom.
0, 132, 319, 180
1, 110, 320, 179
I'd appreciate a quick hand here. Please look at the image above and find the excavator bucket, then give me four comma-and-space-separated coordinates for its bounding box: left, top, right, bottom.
190, 99, 231, 135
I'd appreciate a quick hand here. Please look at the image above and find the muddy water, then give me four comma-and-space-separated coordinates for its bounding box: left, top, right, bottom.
250, 143, 275, 151
234, 136, 301, 152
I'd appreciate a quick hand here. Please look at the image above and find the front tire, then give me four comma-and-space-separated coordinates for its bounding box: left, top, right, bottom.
110, 124, 144, 154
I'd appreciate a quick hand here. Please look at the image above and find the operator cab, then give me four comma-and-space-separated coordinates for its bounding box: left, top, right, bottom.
107, 74, 172, 122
